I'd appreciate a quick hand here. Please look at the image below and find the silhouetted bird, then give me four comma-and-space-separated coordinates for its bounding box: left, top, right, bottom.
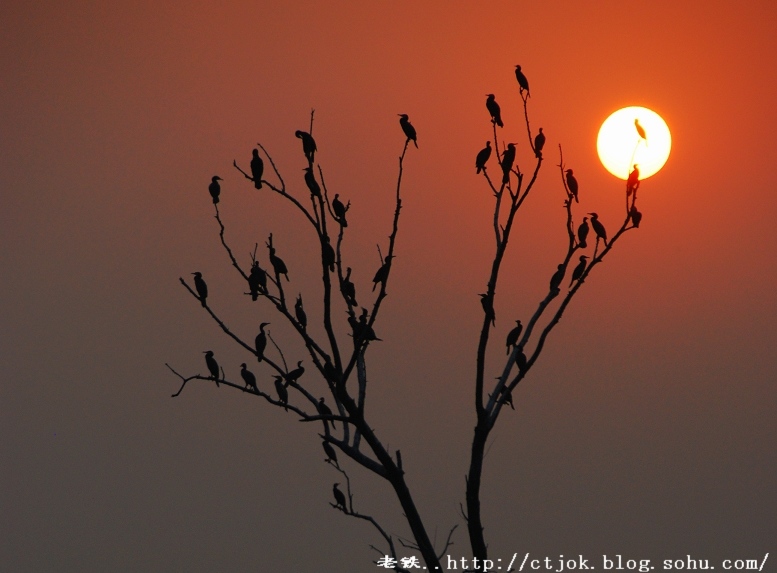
333, 483, 347, 510
501, 143, 517, 184
515, 65, 530, 96
295, 130, 317, 163
295, 295, 307, 329
192, 272, 208, 306
204, 350, 220, 387
485, 94, 504, 128
627, 164, 640, 196
285, 360, 305, 384
341, 267, 357, 306
630, 205, 643, 228
323, 441, 338, 466
589, 212, 608, 245
480, 292, 495, 326
398, 114, 418, 148
549, 263, 566, 293
332, 194, 348, 227
304, 167, 321, 198
577, 217, 589, 249
635, 119, 647, 143
475, 141, 492, 174
322, 237, 335, 273
318, 397, 336, 429
515, 346, 528, 371
323, 359, 340, 385
250, 149, 263, 189
534, 127, 545, 159
358, 308, 381, 342
500, 385, 515, 410
372, 255, 394, 291
269, 245, 289, 280
248, 261, 266, 301
208, 176, 222, 204
569, 255, 588, 286
506, 320, 523, 355
255, 322, 269, 362
273, 375, 288, 410
240, 363, 257, 392
565, 169, 579, 203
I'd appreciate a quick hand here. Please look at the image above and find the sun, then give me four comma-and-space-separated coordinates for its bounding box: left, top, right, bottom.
597, 107, 671, 181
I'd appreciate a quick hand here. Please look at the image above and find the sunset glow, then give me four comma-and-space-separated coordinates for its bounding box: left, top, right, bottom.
597, 106, 671, 180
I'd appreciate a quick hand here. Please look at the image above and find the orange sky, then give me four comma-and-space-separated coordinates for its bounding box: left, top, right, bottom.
1, 1, 775, 570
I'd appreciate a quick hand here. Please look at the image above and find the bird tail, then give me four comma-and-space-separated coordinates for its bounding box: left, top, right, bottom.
579, 240, 586, 249
213, 197, 219, 205
200, 298, 206, 307
497, 119, 504, 128
254, 181, 262, 189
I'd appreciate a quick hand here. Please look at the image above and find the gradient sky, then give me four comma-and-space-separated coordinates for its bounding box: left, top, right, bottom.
1, 1, 775, 571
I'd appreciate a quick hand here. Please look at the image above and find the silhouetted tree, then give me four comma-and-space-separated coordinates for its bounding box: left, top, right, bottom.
167, 68, 646, 571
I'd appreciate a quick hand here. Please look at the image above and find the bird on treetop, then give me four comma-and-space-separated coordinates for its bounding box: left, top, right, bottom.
332, 194, 348, 227
209, 176, 222, 204
534, 128, 546, 159
627, 164, 640, 197
485, 94, 504, 128
372, 255, 394, 291
630, 205, 643, 228
295, 130, 317, 163
515, 65, 530, 96
398, 114, 418, 148
565, 169, 579, 203
475, 141, 492, 174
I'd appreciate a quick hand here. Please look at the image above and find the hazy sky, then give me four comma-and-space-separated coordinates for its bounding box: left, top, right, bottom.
1, 1, 775, 571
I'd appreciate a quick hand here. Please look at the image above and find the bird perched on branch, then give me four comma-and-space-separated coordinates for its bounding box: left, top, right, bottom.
635, 119, 647, 143
534, 128, 545, 159
322, 236, 335, 273
577, 217, 589, 249
480, 292, 495, 326
515, 65, 530, 96
273, 375, 288, 410
630, 205, 643, 228
295, 295, 307, 329
240, 363, 257, 392
208, 176, 222, 204
485, 94, 504, 128
317, 397, 336, 429
255, 322, 269, 362
295, 130, 317, 163
570, 255, 589, 286
501, 143, 517, 184
303, 167, 321, 198
248, 261, 266, 301
627, 164, 640, 197
499, 385, 515, 410
589, 212, 608, 245
506, 320, 523, 355
323, 441, 338, 466
341, 267, 357, 306
269, 242, 289, 281
250, 149, 263, 189
515, 346, 528, 371
332, 194, 348, 227
549, 263, 566, 293
204, 351, 220, 387
372, 255, 394, 291
357, 308, 381, 342
398, 114, 417, 148
565, 169, 579, 203
333, 483, 347, 510
475, 141, 492, 174
192, 272, 208, 306
285, 361, 305, 385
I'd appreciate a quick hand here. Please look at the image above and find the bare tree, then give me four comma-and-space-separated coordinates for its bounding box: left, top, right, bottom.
168, 69, 644, 571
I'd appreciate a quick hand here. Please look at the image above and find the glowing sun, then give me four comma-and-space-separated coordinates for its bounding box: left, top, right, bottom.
597, 106, 671, 181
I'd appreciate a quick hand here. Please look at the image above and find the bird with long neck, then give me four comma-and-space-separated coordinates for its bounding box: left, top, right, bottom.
203, 351, 220, 387
250, 149, 263, 189
577, 217, 589, 249
565, 169, 579, 203
515, 65, 530, 96
208, 176, 222, 204
295, 130, 317, 163
398, 114, 417, 148
569, 255, 589, 286
589, 212, 608, 246
534, 127, 545, 158
255, 322, 270, 362
475, 141, 491, 174
240, 363, 257, 392
485, 94, 503, 128
501, 143, 517, 184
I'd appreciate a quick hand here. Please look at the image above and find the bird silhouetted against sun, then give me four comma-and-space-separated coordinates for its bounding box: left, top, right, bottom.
597, 106, 671, 181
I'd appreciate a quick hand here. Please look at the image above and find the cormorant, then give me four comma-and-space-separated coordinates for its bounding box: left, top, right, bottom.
549, 263, 566, 293
303, 167, 321, 198
322, 237, 335, 273
323, 441, 339, 466
589, 212, 608, 245
250, 149, 263, 189
398, 114, 418, 148
501, 143, 517, 184
357, 308, 380, 342
485, 94, 504, 128
480, 292, 495, 326
515, 65, 530, 96
240, 363, 257, 392
255, 322, 269, 362
505, 320, 523, 355
295, 295, 307, 329
208, 176, 222, 204
534, 127, 545, 159
323, 359, 340, 385
248, 261, 266, 301
341, 267, 357, 306
569, 255, 588, 286
285, 360, 305, 384
192, 272, 208, 306
204, 351, 220, 387
269, 245, 289, 281
515, 346, 528, 371
333, 483, 347, 510
500, 386, 515, 410
627, 165, 640, 196
635, 119, 647, 143
475, 141, 492, 174
332, 194, 348, 227
577, 217, 589, 249
630, 205, 643, 228
317, 397, 336, 429
295, 130, 317, 163
372, 255, 394, 291
273, 375, 288, 410
565, 169, 579, 203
